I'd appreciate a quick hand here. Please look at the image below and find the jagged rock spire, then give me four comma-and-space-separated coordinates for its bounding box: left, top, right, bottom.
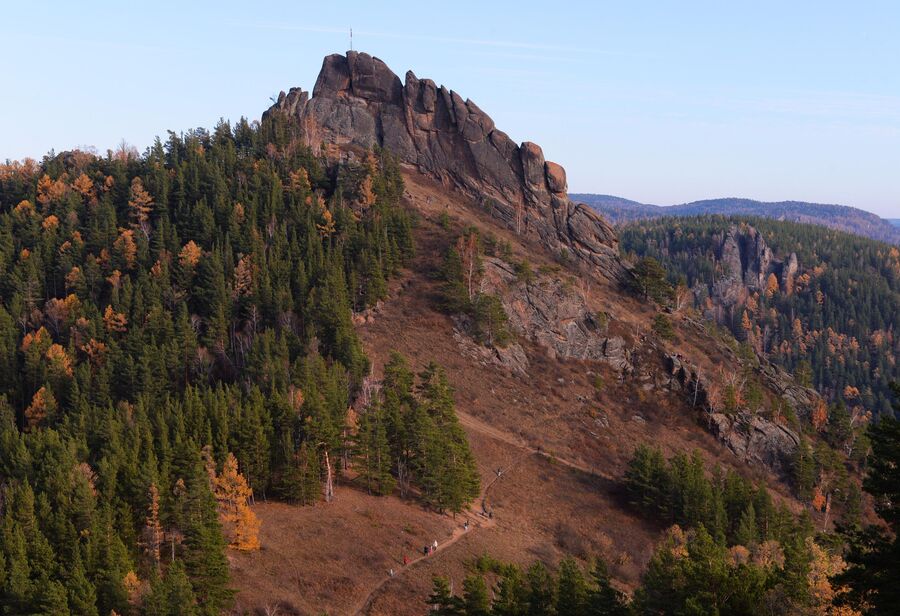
265, 51, 625, 280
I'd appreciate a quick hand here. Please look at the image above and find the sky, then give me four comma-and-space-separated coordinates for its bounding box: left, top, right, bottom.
1, 1, 898, 217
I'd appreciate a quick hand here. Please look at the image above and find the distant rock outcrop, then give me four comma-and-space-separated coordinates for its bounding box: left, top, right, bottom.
706, 224, 799, 310
265, 51, 625, 281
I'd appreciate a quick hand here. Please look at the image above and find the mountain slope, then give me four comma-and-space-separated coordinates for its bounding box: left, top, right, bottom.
619, 215, 900, 418
571, 193, 900, 245
234, 52, 860, 614
0, 51, 869, 616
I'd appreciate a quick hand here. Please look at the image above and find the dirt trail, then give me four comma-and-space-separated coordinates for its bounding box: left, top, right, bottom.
354, 411, 615, 615
456, 410, 615, 481
352, 492, 496, 615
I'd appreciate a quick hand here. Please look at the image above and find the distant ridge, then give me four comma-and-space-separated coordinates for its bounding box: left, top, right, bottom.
570, 194, 900, 245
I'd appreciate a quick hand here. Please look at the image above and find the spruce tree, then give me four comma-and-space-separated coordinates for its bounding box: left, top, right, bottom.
587, 558, 627, 616
463, 573, 491, 616
556, 557, 588, 616
428, 576, 465, 616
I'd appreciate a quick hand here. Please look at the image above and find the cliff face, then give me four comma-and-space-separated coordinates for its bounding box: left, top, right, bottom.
708, 224, 799, 308
265, 51, 625, 281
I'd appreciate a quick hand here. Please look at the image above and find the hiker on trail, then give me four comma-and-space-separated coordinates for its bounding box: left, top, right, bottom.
389, 568, 394, 577
464, 520, 469, 531
433, 539, 438, 551
423, 545, 428, 556
403, 554, 409, 565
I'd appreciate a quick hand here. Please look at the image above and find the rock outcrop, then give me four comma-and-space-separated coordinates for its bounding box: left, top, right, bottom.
265, 51, 625, 281
481, 258, 633, 371
708, 412, 800, 476
758, 363, 819, 417
707, 224, 799, 309
665, 353, 801, 477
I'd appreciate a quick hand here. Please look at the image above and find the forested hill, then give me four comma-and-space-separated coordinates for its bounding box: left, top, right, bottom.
619, 215, 900, 417
0, 113, 482, 612
571, 193, 900, 245
0, 49, 895, 616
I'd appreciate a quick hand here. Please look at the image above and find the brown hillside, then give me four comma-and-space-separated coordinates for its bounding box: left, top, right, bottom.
229, 168, 810, 616
227, 51, 827, 615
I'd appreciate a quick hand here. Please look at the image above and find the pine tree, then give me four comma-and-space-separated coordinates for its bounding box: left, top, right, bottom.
415, 363, 480, 512
837, 383, 900, 614
492, 566, 527, 616
587, 559, 628, 616
525, 562, 556, 616
277, 440, 321, 505
556, 557, 588, 616
735, 504, 759, 547
355, 404, 396, 496
178, 454, 234, 614
463, 573, 490, 616
428, 576, 465, 615
66, 554, 99, 616
143, 560, 199, 616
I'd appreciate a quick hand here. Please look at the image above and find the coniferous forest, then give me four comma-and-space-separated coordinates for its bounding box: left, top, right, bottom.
0, 112, 480, 614
619, 216, 900, 418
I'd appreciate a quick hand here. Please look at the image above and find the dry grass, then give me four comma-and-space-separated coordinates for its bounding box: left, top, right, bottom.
228, 169, 806, 615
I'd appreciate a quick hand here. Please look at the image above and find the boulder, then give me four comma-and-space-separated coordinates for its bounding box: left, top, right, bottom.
545, 162, 567, 194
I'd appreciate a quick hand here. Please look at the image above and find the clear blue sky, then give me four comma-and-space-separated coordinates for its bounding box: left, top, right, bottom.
2, 1, 898, 217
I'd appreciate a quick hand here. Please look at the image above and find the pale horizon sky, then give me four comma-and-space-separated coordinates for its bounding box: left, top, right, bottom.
2, 1, 898, 218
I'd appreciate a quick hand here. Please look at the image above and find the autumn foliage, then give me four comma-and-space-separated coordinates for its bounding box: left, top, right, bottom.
213, 453, 261, 551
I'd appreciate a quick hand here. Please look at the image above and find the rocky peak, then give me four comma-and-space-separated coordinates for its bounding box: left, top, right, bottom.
709, 224, 799, 308
265, 51, 625, 281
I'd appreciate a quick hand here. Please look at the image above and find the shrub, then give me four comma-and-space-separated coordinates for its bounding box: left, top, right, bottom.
652, 313, 675, 341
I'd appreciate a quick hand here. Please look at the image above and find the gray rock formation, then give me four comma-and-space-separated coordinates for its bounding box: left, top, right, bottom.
709, 224, 799, 309
264, 51, 625, 281
481, 258, 632, 371
781, 252, 799, 294
665, 353, 803, 477
708, 412, 800, 476
758, 363, 819, 417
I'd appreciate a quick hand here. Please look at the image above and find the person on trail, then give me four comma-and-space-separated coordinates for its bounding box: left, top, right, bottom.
389, 568, 394, 577
423, 545, 428, 556
433, 540, 438, 550
403, 554, 409, 565
464, 520, 469, 531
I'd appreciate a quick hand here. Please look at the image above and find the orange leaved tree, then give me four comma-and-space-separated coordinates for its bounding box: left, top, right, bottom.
214, 453, 261, 551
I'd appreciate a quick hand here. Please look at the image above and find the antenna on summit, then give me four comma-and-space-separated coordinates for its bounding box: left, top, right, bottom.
350, 26, 353, 51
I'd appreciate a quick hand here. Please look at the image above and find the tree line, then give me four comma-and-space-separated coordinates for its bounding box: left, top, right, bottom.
619, 215, 900, 418
0, 106, 478, 613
